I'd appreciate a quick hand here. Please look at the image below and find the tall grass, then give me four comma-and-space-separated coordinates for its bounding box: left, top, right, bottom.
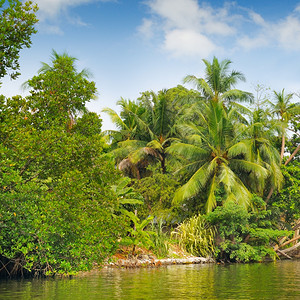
172, 214, 215, 257
150, 219, 170, 258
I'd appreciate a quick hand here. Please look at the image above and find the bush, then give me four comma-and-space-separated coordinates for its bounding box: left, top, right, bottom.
206, 199, 290, 262
0, 160, 126, 276
132, 172, 179, 223
270, 162, 300, 227
172, 214, 215, 257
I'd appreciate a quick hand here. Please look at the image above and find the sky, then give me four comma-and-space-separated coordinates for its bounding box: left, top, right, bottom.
1, 0, 300, 130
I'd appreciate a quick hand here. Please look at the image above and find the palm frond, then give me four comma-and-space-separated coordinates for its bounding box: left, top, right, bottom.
147, 139, 163, 151
173, 161, 213, 205
222, 89, 254, 103
167, 142, 209, 161
227, 140, 251, 158
218, 164, 252, 209
206, 173, 218, 213
102, 107, 129, 131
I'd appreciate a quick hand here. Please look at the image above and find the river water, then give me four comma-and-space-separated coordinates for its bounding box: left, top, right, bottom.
0, 260, 299, 299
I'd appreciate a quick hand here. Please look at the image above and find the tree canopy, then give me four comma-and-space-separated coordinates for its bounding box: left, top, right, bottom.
0, 0, 38, 83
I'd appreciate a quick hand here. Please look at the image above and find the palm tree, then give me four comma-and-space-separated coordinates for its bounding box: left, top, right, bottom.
102, 98, 143, 144
133, 90, 178, 174
168, 101, 268, 213
103, 88, 186, 178
102, 98, 148, 179
183, 57, 253, 106
239, 107, 283, 196
271, 89, 300, 162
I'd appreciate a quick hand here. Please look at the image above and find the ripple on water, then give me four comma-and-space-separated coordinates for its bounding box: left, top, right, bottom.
0, 260, 299, 299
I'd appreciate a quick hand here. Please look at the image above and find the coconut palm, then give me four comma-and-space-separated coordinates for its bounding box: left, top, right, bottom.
271, 89, 300, 162
104, 89, 184, 178
183, 57, 253, 106
102, 98, 149, 178
102, 98, 143, 144
168, 101, 269, 213
239, 107, 283, 196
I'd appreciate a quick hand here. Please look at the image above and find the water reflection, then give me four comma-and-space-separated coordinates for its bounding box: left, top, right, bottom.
0, 260, 299, 299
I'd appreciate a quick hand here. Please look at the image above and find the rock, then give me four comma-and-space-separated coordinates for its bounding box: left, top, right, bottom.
107, 256, 214, 268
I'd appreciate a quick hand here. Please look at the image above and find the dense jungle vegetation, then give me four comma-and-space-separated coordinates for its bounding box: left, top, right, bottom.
0, 1, 300, 277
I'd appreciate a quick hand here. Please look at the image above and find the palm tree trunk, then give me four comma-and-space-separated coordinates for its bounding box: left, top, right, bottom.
284, 144, 300, 166
280, 134, 285, 162
267, 140, 298, 202
161, 153, 166, 174
266, 187, 274, 202
136, 167, 141, 180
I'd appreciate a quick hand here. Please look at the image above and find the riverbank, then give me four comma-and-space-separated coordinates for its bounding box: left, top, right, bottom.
106, 255, 214, 268
103, 245, 214, 268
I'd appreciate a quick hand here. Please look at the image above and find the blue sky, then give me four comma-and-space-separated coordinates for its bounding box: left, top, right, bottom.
1, 0, 300, 130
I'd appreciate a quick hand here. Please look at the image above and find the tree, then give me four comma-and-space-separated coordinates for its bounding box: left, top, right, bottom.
271, 89, 299, 161
183, 56, 253, 106
131, 89, 178, 174
240, 107, 283, 196
102, 98, 143, 143
103, 98, 148, 179
104, 87, 188, 178
24, 50, 97, 130
270, 161, 300, 226
0, 52, 126, 276
264, 90, 300, 201
206, 198, 288, 262
0, 0, 38, 82
168, 101, 269, 213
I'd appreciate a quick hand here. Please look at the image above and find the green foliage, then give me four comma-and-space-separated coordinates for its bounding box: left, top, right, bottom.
111, 177, 144, 207
0, 51, 127, 276
72, 112, 102, 137
110, 177, 156, 256
0, 160, 125, 276
132, 171, 179, 222
206, 199, 289, 262
169, 100, 271, 212
271, 162, 300, 226
104, 87, 193, 178
149, 219, 170, 258
120, 211, 155, 256
0, 0, 38, 82
172, 214, 215, 257
25, 50, 97, 130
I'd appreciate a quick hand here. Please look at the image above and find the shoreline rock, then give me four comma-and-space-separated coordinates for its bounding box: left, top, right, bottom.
105, 256, 214, 268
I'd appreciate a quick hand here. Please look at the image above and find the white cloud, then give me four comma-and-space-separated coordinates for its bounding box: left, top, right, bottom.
276, 16, 300, 50
164, 29, 216, 57
33, 0, 115, 35
238, 5, 300, 51
143, 0, 236, 58
35, 0, 91, 18
148, 0, 234, 35
34, 0, 114, 18
248, 11, 267, 27
147, 0, 202, 30
143, 0, 300, 56
295, 4, 300, 13
137, 18, 154, 39
238, 35, 269, 50
39, 24, 64, 35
